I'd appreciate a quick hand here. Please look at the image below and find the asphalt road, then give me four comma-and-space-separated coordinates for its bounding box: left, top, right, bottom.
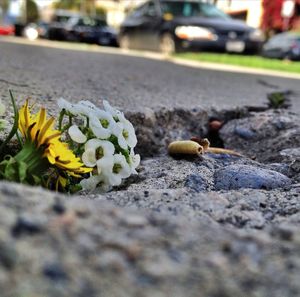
1, 39, 300, 114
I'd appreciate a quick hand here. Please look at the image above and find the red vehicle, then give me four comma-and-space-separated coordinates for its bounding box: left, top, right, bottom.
0, 23, 14, 35
262, 0, 300, 34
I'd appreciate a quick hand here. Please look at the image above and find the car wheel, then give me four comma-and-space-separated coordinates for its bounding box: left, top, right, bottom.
160, 33, 176, 55
119, 34, 130, 49
98, 36, 110, 46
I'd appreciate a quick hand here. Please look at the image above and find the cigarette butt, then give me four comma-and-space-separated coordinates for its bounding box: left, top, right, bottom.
168, 140, 203, 156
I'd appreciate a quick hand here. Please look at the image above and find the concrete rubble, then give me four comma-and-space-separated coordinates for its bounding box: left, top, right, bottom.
0, 106, 300, 297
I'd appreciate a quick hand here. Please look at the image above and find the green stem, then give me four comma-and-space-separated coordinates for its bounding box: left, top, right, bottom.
60, 124, 72, 134
15, 141, 46, 174
58, 109, 65, 131
68, 114, 73, 126
0, 90, 20, 155
16, 131, 23, 147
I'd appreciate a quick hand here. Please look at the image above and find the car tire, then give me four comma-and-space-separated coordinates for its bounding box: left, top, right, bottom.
98, 36, 110, 46
160, 33, 177, 55
119, 34, 130, 49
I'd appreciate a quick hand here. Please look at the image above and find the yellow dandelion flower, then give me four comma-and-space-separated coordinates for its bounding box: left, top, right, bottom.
14, 100, 91, 186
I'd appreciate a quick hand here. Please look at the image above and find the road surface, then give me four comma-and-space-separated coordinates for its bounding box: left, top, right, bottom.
1, 38, 300, 114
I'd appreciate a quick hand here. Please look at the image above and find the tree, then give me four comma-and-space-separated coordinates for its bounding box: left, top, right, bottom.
54, 0, 82, 10
26, 0, 39, 23
0, 0, 10, 13
54, 0, 105, 16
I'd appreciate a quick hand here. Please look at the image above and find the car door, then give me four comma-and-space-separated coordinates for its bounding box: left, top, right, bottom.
134, 0, 162, 50
264, 35, 286, 58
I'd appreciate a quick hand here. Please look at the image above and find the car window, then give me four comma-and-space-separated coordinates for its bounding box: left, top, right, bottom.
53, 15, 71, 23
144, 1, 157, 17
76, 17, 97, 27
199, 3, 230, 19
268, 34, 287, 46
161, 1, 230, 19
130, 3, 148, 18
95, 19, 107, 27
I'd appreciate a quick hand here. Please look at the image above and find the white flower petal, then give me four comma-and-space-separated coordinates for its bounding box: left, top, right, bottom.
96, 155, 114, 175
75, 100, 101, 117
103, 100, 126, 122
123, 120, 137, 148
80, 175, 103, 191
85, 139, 115, 156
68, 125, 87, 144
89, 116, 111, 139
82, 148, 97, 167
129, 149, 140, 173
115, 122, 128, 149
113, 154, 131, 178
107, 173, 122, 186
57, 98, 78, 114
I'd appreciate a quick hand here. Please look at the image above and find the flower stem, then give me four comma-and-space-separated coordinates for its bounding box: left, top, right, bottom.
58, 109, 65, 131
0, 90, 19, 155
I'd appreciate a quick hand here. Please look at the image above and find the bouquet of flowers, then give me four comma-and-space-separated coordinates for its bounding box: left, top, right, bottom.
0, 91, 140, 193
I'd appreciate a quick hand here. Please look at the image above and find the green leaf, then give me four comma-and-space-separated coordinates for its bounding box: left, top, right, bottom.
69, 183, 82, 194
3, 157, 18, 181
31, 174, 41, 185
0, 90, 20, 155
18, 161, 28, 183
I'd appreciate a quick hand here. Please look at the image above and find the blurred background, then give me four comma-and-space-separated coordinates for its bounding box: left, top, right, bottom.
2, 0, 300, 64
1, 0, 300, 32
1, 1, 300, 118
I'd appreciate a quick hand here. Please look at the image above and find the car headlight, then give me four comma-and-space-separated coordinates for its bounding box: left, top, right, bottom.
175, 26, 217, 41
249, 29, 265, 42
24, 25, 39, 41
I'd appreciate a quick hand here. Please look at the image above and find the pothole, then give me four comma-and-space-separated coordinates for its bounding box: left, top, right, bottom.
119, 105, 300, 193
91, 105, 300, 231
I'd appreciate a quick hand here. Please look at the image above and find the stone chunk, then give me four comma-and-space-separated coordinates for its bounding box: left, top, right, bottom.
214, 165, 291, 190
184, 174, 208, 192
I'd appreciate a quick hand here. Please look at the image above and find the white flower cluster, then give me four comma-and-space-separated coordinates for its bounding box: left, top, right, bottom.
57, 98, 140, 192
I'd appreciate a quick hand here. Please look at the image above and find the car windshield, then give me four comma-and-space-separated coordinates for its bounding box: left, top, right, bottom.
53, 15, 72, 23
161, 1, 230, 19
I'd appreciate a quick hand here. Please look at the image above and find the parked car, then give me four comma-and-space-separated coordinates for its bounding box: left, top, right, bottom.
47, 10, 81, 41
0, 23, 14, 35
262, 32, 300, 60
119, 0, 264, 54
64, 16, 117, 46
36, 21, 50, 39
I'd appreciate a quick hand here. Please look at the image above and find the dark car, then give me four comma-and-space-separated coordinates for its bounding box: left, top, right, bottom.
119, 0, 264, 54
48, 10, 81, 41
64, 16, 117, 46
262, 32, 300, 60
